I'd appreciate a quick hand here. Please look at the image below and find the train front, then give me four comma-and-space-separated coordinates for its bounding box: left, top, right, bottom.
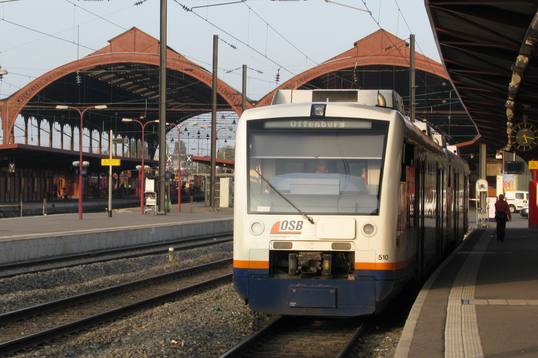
233, 102, 398, 317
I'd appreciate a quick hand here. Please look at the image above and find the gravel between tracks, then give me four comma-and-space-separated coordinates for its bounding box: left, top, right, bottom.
0, 242, 232, 313
8, 281, 403, 358
12, 284, 272, 358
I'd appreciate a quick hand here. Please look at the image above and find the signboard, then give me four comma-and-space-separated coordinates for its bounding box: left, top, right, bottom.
101, 158, 121, 166
112, 138, 128, 144
263, 119, 372, 129
503, 174, 516, 192
529, 161, 538, 170
487, 197, 497, 220
504, 161, 525, 174
145, 178, 155, 192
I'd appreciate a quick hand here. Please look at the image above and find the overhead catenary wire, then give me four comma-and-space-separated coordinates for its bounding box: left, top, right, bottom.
173, 0, 296, 76
0, 17, 96, 51
64, 0, 128, 31
242, 2, 318, 65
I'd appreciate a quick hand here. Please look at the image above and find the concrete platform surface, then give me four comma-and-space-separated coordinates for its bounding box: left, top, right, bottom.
0, 203, 232, 240
396, 216, 538, 358
0, 203, 233, 265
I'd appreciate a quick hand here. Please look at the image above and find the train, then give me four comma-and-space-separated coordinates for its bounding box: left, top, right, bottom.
233, 89, 469, 317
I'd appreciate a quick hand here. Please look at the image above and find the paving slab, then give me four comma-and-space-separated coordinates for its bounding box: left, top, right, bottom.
478, 306, 538, 358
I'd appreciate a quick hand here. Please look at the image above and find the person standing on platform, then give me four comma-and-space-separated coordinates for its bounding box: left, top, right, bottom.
495, 194, 511, 242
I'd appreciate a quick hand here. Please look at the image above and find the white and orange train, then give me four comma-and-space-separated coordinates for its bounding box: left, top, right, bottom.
233, 89, 469, 317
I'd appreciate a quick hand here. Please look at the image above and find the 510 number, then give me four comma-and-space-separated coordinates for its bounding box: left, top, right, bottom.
378, 254, 389, 261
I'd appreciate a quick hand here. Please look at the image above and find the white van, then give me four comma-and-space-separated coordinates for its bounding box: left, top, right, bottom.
504, 190, 528, 213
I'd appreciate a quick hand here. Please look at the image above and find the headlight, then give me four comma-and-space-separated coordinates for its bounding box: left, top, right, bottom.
250, 222, 265, 236
362, 223, 376, 237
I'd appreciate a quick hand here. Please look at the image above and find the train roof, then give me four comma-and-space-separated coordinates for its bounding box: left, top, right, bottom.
271, 89, 405, 113
245, 89, 466, 164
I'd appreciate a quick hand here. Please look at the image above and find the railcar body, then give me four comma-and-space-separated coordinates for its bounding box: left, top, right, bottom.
233, 89, 469, 317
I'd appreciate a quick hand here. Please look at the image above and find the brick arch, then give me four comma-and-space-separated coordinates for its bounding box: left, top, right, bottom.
1, 27, 249, 144
256, 29, 449, 107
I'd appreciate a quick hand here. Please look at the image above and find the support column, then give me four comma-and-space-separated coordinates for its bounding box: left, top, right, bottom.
1, 104, 17, 145
37, 119, 41, 146
479, 143, 487, 210
60, 124, 64, 150
70, 126, 75, 151
121, 138, 125, 157
48, 121, 53, 148
98, 131, 102, 154
89, 129, 93, 154
24, 117, 29, 144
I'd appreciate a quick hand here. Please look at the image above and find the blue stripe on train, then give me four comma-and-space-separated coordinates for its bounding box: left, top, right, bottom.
233, 266, 413, 317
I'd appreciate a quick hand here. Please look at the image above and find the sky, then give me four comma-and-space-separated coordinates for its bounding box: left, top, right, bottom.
0, 0, 441, 101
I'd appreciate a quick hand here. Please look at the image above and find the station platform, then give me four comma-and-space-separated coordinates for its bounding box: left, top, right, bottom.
0, 198, 139, 218
396, 217, 538, 358
0, 203, 232, 265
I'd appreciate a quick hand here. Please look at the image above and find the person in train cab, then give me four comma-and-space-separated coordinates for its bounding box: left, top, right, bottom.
495, 194, 511, 242
314, 160, 329, 173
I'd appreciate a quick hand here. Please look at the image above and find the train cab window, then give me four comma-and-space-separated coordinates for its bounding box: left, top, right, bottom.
247, 118, 389, 215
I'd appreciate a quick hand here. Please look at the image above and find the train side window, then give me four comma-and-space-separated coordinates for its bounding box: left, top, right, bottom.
401, 142, 414, 181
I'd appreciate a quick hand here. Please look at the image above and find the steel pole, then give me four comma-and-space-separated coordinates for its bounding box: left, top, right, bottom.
210, 34, 218, 210
78, 108, 84, 220
108, 129, 113, 217
409, 34, 416, 122
242, 64, 247, 112
177, 127, 181, 213
140, 123, 145, 215
158, 0, 167, 214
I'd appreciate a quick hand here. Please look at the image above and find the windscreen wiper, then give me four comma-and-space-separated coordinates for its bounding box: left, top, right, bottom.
254, 168, 315, 224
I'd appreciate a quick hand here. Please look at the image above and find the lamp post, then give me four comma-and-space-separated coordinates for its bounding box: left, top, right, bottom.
56, 104, 107, 220
170, 121, 197, 213
122, 118, 159, 215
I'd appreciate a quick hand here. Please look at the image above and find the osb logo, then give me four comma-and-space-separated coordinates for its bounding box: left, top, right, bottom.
270, 220, 303, 234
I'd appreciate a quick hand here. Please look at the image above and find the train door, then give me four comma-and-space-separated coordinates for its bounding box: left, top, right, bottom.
436, 166, 444, 259
463, 175, 469, 233
453, 173, 460, 242
415, 157, 426, 282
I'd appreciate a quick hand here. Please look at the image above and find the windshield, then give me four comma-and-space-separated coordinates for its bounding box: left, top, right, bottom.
248, 118, 389, 215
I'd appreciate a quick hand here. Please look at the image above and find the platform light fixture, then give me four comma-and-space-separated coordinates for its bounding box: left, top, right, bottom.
311, 104, 326, 117
56, 104, 108, 219
121, 117, 160, 215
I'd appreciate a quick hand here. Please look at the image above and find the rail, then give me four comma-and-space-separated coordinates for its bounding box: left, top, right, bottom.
0, 231, 232, 279
221, 316, 367, 357
0, 259, 232, 355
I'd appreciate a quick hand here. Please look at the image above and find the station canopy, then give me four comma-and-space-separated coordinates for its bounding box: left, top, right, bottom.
0, 27, 245, 168
257, 29, 478, 146
426, 0, 538, 159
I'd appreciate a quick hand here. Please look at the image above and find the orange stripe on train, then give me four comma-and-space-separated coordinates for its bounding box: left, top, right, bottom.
355, 260, 411, 271
233, 260, 270, 269
233, 260, 412, 271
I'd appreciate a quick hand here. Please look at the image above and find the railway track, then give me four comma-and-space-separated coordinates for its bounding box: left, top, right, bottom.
0, 231, 232, 279
221, 316, 367, 358
0, 258, 232, 356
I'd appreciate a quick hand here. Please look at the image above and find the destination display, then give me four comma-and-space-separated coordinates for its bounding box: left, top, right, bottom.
264, 119, 372, 129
